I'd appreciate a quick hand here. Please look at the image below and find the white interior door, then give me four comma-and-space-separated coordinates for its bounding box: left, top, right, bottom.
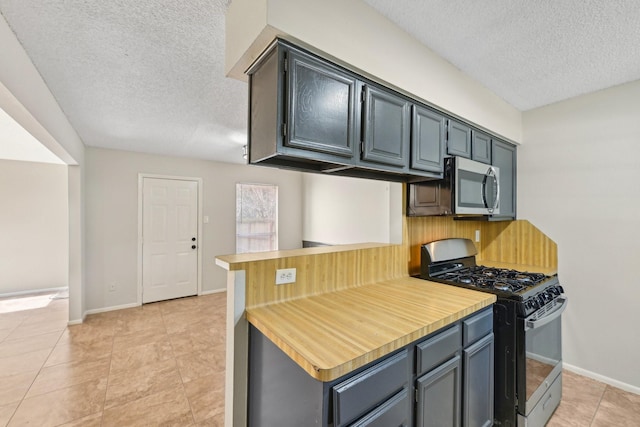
142, 177, 198, 303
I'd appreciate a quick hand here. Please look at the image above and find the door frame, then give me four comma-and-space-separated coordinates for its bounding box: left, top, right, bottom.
137, 173, 203, 305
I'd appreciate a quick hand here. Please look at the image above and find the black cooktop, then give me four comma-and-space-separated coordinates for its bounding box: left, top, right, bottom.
437, 266, 549, 294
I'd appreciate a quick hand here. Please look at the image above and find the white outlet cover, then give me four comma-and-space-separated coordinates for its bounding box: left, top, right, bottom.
275, 268, 296, 285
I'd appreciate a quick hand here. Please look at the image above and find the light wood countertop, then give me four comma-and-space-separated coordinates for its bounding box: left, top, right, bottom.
246, 276, 496, 382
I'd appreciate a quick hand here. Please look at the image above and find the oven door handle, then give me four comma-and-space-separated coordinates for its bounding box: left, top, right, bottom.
525, 296, 568, 331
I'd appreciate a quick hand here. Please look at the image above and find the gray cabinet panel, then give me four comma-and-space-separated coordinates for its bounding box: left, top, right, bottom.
411, 105, 446, 173
361, 85, 410, 168
447, 119, 472, 158
333, 350, 409, 427
416, 324, 461, 376
416, 355, 462, 427
492, 139, 517, 219
463, 333, 494, 427
462, 308, 493, 347
349, 389, 410, 427
287, 49, 358, 158
471, 131, 492, 164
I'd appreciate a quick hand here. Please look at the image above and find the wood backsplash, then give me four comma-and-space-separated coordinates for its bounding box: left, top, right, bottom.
405, 216, 558, 275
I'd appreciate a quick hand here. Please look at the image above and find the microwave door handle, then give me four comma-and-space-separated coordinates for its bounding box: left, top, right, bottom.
482, 167, 500, 214
525, 296, 569, 331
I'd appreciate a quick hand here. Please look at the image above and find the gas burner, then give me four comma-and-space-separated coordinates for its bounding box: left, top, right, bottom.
493, 282, 513, 292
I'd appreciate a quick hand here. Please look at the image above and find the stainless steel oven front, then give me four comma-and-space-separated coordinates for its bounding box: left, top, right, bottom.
516, 296, 568, 427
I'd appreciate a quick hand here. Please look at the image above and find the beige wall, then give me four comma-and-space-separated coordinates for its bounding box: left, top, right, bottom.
226, 0, 522, 143
302, 173, 402, 245
85, 147, 303, 311
520, 79, 640, 391
0, 160, 68, 294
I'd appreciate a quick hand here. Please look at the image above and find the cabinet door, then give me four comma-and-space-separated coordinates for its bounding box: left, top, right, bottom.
416, 355, 461, 427
286, 49, 358, 158
471, 131, 491, 164
463, 334, 494, 427
446, 120, 471, 158
361, 85, 410, 168
491, 139, 517, 219
407, 181, 452, 216
411, 105, 446, 173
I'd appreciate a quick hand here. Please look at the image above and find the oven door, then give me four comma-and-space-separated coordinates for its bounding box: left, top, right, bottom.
518, 296, 568, 417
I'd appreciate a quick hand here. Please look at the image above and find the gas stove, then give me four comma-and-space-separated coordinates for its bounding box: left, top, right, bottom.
418, 238, 567, 427
420, 239, 563, 317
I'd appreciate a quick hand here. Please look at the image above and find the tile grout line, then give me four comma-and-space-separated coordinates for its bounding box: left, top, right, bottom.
589, 384, 608, 426
159, 303, 198, 426
99, 319, 117, 427
5, 300, 67, 427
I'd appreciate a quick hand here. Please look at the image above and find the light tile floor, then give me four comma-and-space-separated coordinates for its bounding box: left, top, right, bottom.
0, 291, 225, 426
1, 290, 638, 426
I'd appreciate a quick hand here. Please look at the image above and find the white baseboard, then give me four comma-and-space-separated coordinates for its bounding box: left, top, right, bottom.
199, 288, 226, 296
0, 286, 67, 298
564, 363, 640, 395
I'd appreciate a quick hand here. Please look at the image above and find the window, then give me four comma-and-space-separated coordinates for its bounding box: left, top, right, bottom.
236, 183, 278, 254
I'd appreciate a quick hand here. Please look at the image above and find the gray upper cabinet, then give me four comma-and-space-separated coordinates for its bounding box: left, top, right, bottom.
249, 40, 442, 182
249, 42, 357, 173
361, 85, 410, 169
471, 131, 492, 164
412, 105, 447, 174
492, 139, 517, 219
446, 119, 472, 158
287, 49, 358, 158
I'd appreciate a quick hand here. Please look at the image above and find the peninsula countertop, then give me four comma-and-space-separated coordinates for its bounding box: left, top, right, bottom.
246, 276, 496, 382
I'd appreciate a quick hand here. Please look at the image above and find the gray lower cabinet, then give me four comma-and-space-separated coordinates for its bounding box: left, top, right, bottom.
248, 308, 493, 427
463, 334, 494, 427
333, 350, 410, 426
416, 355, 462, 427
462, 308, 494, 427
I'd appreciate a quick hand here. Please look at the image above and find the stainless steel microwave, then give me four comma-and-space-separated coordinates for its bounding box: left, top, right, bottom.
407, 156, 500, 216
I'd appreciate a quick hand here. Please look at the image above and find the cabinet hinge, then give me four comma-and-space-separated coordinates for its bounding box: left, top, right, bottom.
282, 123, 287, 137
361, 88, 366, 103
415, 388, 418, 403
283, 52, 288, 73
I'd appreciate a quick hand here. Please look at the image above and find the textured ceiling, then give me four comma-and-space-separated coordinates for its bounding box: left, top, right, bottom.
364, 0, 640, 111
0, 0, 249, 164
1, 1, 640, 164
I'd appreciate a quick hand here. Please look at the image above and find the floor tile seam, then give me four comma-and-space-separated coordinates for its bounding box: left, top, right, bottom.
2, 400, 20, 427
589, 384, 608, 426
99, 327, 117, 427
7, 342, 68, 427
179, 367, 198, 425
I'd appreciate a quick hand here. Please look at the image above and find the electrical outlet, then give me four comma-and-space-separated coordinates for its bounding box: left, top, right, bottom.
275, 268, 296, 285
475, 229, 481, 242
109, 282, 117, 292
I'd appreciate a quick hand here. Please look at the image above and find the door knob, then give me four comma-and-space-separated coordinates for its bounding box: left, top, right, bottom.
191, 245, 197, 249
192, 237, 196, 241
